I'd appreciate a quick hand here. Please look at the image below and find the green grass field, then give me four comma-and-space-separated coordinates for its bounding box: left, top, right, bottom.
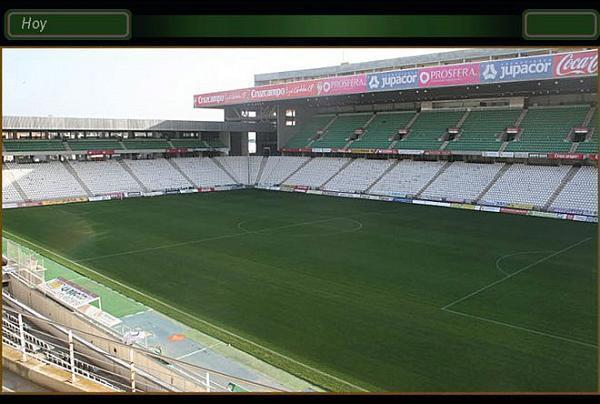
2, 189, 597, 392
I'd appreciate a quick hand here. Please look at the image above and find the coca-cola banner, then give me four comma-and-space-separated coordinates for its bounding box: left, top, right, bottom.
553, 50, 598, 78
194, 50, 597, 107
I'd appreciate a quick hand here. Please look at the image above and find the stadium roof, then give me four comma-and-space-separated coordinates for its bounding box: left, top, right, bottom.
2, 116, 275, 132
254, 48, 572, 84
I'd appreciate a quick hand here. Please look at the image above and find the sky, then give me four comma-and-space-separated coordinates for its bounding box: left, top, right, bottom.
3, 48, 464, 122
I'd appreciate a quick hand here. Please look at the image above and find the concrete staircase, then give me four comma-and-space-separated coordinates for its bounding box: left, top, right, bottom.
118, 160, 149, 192
415, 161, 452, 198
307, 115, 338, 148
455, 109, 471, 128
211, 158, 240, 185
582, 106, 596, 127
543, 165, 580, 210
320, 158, 354, 189
386, 111, 421, 149
280, 157, 312, 185
514, 108, 528, 127
166, 158, 198, 187
62, 161, 93, 196
365, 159, 400, 193
255, 156, 268, 185
474, 163, 511, 203
569, 142, 579, 153
9, 177, 30, 202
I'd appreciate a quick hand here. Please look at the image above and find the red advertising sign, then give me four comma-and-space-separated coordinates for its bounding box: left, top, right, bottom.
589, 154, 598, 161
418, 62, 480, 88
167, 147, 189, 154
553, 50, 598, 78
194, 74, 367, 107
548, 152, 585, 160
500, 207, 529, 215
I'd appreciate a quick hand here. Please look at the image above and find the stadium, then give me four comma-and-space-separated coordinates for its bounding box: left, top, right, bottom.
1, 47, 598, 393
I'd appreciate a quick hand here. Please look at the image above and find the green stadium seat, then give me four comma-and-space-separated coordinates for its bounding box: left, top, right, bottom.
170, 139, 208, 149
67, 139, 123, 150
285, 114, 335, 148
505, 105, 589, 153
350, 112, 416, 149
394, 110, 464, 150
446, 109, 521, 152
311, 113, 372, 149
122, 139, 170, 150
3, 140, 66, 152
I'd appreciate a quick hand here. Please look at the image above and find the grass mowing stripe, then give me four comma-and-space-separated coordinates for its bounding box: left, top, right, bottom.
2, 229, 368, 392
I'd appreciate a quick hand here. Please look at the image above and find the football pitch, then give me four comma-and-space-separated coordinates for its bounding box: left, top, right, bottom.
2, 189, 597, 392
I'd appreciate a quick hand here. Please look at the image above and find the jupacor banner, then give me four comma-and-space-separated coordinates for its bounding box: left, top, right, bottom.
194, 50, 598, 107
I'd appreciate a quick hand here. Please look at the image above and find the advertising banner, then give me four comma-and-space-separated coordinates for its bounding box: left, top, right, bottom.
450, 203, 481, 210
479, 55, 553, 83
553, 50, 598, 78
548, 152, 585, 160
418, 62, 480, 88
2, 202, 18, 209
527, 152, 548, 159
166, 148, 189, 154
366, 69, 419, 92
86, 149, 115, 156
500, 207, 528, 215
316, 74, 367, 96
397, 149, 425, 155
197, 187, 216, 193
392, 197, 412, 203
589, 154, 599, 161
425, 150, 451, 156
125, 191, 142, 198
40, 196, 88, 206
480, 206, 501, 213
40, 277, 99, 309
79, 304, 122, 328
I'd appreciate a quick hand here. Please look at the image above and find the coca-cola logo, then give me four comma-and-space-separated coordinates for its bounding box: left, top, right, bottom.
554, 51, 598, 77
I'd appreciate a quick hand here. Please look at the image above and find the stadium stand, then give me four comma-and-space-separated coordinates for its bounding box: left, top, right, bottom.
479, 164, 571, 208
420, 162, 505, 203
122, 159, 193, 191
394, 110, 464, 150
248, 156, 264, 185
4, 161, 87, 201
204, 138, 227, 148
68, 160, 143, 195
350, 112, 416, 149
505, 105, 589, 152
2, 168, 24, 203
67, 140, 123, 151
214, 156, 251, 184
169, 138, 208, 149
310, 113, 372, 148
122, 139, 170, 150
575, 108, 598, 154
258, 156, 311, 186
283, 157, 350, 188
445, 109, 522, 152
323, 158, 394, 193
551, 166, 598, 216
3, 140, 66, 153
170, 157, 236, 187
370, 160, 447, 198
285, 115, 335, 148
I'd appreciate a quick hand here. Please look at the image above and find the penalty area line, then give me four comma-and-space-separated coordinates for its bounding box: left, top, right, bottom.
442, 237, 592, 311
2, 230, 368, 392
442, 307, 597, 350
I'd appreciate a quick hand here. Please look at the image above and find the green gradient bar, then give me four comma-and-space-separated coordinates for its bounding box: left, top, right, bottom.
5, 10, 131, 40
523, 10, 599, 39
134, 15, 519, 38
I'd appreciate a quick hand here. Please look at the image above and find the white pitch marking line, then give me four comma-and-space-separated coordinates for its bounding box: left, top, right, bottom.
76, 214, 374, 263
442, 237, 592, 311
176, 348, 205, 361
443, 307, 597, 350
494, 250, 555, 277
3, 230, 368, 392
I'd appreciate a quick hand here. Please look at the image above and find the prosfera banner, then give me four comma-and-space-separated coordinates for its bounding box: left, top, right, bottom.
194, 50, 598, 107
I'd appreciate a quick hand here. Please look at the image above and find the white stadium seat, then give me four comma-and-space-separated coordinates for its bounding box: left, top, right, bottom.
284, 157, 350, 188
370, 160, 446, 198
69, 160, 142, 195
324, 159, 393, 193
